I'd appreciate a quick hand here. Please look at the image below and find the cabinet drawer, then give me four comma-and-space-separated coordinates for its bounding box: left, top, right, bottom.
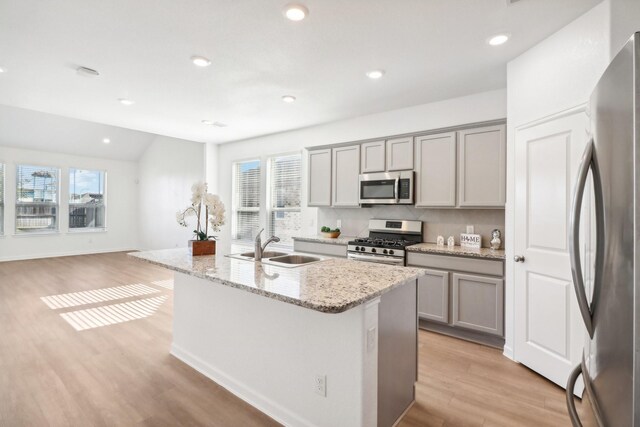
407, 252, 503, 277
452, 273, 504, 336
293, 240, 347, 257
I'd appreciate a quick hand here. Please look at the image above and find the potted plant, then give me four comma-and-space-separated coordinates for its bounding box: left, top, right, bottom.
176, 182, 226, 256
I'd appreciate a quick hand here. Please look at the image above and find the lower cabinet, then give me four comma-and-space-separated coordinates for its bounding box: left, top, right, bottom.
411, 254, 505, 340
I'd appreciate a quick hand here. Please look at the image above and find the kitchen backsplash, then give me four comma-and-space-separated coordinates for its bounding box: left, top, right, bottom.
317, 206, 505, 248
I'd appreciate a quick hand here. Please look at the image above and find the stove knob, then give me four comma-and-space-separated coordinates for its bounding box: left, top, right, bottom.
371, 248, 376, 253
360, 246, 366, 252
355, 246, 360, 251
383, 249, 388, 254
389, 249, 394, 255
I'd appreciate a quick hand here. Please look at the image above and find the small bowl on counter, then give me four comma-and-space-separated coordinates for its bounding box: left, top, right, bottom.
321, 231, 341, 239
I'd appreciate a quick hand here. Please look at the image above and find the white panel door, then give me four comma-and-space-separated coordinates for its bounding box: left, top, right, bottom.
514, 110, 588, 392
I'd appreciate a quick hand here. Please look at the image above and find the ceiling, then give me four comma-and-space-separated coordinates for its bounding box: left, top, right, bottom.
0, 0, 600, 144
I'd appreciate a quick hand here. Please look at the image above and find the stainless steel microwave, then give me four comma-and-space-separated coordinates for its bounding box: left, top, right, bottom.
359, 171, 414, 205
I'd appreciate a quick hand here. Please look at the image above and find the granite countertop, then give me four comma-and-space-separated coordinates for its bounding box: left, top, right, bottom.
406, 243, 505, 260
292, 235, 357, 245
129, 249, 425, 314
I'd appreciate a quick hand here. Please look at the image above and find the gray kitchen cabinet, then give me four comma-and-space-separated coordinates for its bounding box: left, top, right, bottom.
307, 148, 332, 207
332, 145, 361, 207
360, 140, 386, 173
417, 269, 449, 324
452, 273, 504, 336
415, 132, 457, 207
457, 125, 506, 207
386, 137, 414, 171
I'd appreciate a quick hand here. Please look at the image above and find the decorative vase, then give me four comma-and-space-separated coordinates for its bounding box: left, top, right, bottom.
189, 239, 216, 256
490, 229, 502, 250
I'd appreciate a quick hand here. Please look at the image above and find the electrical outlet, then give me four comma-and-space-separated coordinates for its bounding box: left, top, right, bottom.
314, 374, 326, 397
336, 219, 342, 228
367, 326, 377, 353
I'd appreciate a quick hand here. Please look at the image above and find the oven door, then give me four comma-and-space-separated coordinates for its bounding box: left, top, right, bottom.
359, 171, 414, 205
347, 252, 405, 266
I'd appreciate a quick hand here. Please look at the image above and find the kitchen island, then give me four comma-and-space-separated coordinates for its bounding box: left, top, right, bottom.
130, 249, 425, 427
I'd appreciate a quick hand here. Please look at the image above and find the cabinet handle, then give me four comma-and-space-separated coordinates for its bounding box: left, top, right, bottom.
514, 255, 525, 263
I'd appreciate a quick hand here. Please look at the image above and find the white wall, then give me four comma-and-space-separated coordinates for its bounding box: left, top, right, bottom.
609, 0, 640, 57
138, 135, 206, 250
0, 145, 139, 261
505, 1, 611, 359
215, 89, 506, 253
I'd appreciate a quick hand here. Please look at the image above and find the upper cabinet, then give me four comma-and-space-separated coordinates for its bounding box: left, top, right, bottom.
332, 145, 361, 207
360, 140, 386, 173
415, 132, 457, 207
307, 148, 332, 207
457, 125, 506, 207
386, 137, 414, 171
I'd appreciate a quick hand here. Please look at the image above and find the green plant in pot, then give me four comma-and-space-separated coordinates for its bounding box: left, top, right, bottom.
176, 182, 226, 255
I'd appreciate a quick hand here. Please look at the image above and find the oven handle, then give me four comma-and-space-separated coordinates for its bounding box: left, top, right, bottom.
348, 252, 405, 265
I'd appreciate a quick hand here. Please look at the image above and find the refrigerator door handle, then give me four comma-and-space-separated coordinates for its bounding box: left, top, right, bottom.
566, 363, 584, 427
569, 138, 602, 338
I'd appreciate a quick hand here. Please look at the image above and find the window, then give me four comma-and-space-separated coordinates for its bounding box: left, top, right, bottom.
232, 159, 261, 241
268, 154, 301, 245
16, 164, 59, 233
0, 163, 4, 235
69, 168, 106, 230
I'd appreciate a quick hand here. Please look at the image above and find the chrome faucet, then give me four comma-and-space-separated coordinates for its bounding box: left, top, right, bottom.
254, 228, 281, 261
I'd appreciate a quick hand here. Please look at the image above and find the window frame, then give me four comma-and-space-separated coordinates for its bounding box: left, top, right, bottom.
231, 158, 262, 243
67, 167, 108, 233
14, 163, 61, 235
266, 151, 302, 246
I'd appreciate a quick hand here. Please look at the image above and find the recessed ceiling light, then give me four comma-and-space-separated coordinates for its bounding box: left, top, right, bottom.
118, 98, 135, 106
102, 138, 111, 144
366, 70, 385, 79
0, 67, 5, 73
488, 34, 510, 46
202, 120, 228, 127
282, 95, 297, 103
283, 4, 308, 21
191, 55, 211, 67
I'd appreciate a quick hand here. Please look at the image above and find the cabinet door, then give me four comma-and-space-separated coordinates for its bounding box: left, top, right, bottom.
417, 269, 449, 324
458, 125, 506, 207
415, 132, 457, 207
307, 149, 332, 207
452, 273, 504, 336
332, 145, 360, 207
386, 137, 414, 171
360, 140, 386, 173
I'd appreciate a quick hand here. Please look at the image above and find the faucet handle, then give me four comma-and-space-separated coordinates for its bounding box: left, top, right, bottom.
255, 228, 264, 238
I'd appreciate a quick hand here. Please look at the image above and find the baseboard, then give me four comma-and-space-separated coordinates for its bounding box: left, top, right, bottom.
0, 247, 138, 262
503, 344, 514, 360
170, 343, 316, 427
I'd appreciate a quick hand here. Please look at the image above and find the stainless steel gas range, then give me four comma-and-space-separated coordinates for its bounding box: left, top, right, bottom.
347, 219, 423, 266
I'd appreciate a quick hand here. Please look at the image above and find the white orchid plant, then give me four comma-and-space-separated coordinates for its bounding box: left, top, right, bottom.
176, 182, 226, 241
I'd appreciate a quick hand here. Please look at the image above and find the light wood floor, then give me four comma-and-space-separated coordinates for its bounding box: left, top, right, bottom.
0, 252, 589, 426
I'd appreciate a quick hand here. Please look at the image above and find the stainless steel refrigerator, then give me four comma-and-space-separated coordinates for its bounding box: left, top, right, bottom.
566, 32, 640, 427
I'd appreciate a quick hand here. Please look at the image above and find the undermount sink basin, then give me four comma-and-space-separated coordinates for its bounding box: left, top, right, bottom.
240, 251, 288, 259
263, 254, 324, 267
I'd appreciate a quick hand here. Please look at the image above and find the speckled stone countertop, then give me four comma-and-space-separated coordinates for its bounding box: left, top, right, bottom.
292, 235, 356, 245
129, 249, 425, 314
406, 243, 505, 260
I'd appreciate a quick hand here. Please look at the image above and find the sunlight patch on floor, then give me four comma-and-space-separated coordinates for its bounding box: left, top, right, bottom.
151, 279, 174, 290
41, 284, 160, 309
59, 295, 168, 331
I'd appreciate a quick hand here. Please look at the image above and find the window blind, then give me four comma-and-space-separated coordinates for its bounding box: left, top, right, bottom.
268, 153, 301, 245
16, 164, 59, 233
232, 160, 261, 241
69, 168, 106, 230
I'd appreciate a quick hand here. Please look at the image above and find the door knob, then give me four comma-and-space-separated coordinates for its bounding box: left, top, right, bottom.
514, 255, 525, 263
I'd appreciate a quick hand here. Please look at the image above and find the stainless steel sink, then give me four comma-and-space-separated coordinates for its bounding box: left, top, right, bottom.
263, 254, 326, 268
227, 251, 288, 262
240, 251, 287, 259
